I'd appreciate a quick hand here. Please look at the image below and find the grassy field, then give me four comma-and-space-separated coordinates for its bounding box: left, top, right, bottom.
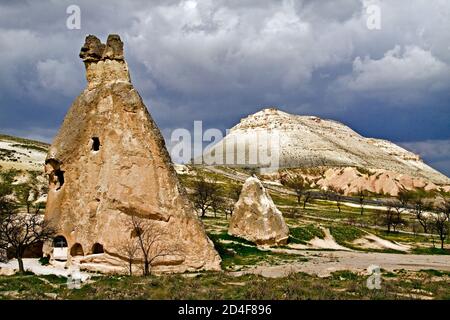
1, 269, 449, 300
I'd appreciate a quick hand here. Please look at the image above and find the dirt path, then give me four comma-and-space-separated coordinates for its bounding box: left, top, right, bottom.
230, 250, 450, 278
0, 259, 92, 281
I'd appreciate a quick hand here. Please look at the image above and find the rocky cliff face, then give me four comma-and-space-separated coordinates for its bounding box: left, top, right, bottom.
44, 35, 221, 273
202, 108, 450, 186
229, 176, 289, 246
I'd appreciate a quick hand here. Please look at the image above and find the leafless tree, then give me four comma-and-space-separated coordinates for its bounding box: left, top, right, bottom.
128, 215, 180, 276
230, 184, 242, 202
302, 190, 313, 210
441, 198, 450, 221
117, 237, 140, 276
0, 172, 16, 214
16, 183, 38, 214
397, 188, 413, 210
0, 211, 56, 273
431, 212, 449, 250
223, 198, 235, 220
210, 193, 222, 218
383, 200, 406, 233
281, 175, 307, 205
357, 188, 367, 215
413, 198, 431, 233
329, 186, 344, 214
190, 175, 221, 218
382, 204, 395, 233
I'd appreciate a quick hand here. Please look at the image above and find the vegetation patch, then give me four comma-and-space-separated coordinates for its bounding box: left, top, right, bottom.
412, 247, 450, 255
208, 233, 301, 269
10, 143, 48, 153
329, 225, 365, 245
289, 224, 325, 244
2, 270, 450, 300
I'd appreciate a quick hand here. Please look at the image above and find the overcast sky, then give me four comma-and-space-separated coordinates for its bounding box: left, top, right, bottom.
0, 0, 449, 175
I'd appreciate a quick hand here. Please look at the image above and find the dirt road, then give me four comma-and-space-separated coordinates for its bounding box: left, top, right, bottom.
230, 250, 450, 278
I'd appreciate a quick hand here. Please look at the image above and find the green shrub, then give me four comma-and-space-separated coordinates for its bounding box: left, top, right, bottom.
329, 225, 365, 245
290, 224, 325, 244
39, 256, 50, 266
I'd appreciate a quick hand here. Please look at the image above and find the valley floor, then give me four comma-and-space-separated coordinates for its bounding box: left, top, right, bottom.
231, 250, 450, 278
1, 268, 449, 300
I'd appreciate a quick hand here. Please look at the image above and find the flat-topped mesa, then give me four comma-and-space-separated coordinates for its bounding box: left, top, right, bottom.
79, 34, 130, 86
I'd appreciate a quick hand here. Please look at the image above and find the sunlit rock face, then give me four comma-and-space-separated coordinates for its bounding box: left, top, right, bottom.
43, 34, 221, 273
229, 176, 289, 246
202, 108, 450, 187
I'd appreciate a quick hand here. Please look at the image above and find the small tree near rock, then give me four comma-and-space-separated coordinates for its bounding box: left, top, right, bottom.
128, 215, 180, 276
223, 198, 235, 220
0, 210, 56, 273
117, 237, 139, 276
190, 175, 221, 218
281, 175, 307, 205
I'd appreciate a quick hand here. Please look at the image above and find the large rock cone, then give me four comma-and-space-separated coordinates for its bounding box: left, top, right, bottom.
43, 34, 221, 273
229, 176, 289, 245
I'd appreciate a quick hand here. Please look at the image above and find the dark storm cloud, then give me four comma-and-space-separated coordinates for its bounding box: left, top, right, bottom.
0, 0, 449, 175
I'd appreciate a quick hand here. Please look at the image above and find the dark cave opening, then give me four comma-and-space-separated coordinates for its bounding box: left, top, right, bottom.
92, 137, 100, 151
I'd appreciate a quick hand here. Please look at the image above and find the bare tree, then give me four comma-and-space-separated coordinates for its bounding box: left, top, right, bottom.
329, 186, 344, 214
210, 193, 222, 218
223, 198, 235, 220
431, 212, 449, 250
441, 198, 450, 221
16, 183, 38, 214
357, 188, 367, 215
117, 237, 139, 276
190, 175, 221, 218
384, 189, 412, 233
0, 172, 16, 214
397, 188, 413, 210
281, 175, 306, 205
413, 198, 431, 233
382, 204, 396, 233
222, 184, 241, 220
302, 190, 313, 210
0, 211, 56, 273
128, 215, 179, 276
383, 200, 406, 233
230, 184, 242, 202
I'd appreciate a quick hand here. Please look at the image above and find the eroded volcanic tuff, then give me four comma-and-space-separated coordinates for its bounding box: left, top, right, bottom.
43, 34, 221, 273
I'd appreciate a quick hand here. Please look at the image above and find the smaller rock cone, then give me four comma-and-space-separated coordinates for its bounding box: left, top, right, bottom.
228, 176, 289, 245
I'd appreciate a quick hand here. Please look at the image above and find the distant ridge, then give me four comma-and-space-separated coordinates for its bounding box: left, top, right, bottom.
202, 108, 450, 185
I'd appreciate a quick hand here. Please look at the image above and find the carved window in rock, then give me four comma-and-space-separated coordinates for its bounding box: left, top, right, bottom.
91, 137, 100, 151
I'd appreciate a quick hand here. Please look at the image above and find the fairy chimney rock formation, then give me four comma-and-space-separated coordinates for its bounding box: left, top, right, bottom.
43, 34, 221, 273
229, 176, 289, 245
